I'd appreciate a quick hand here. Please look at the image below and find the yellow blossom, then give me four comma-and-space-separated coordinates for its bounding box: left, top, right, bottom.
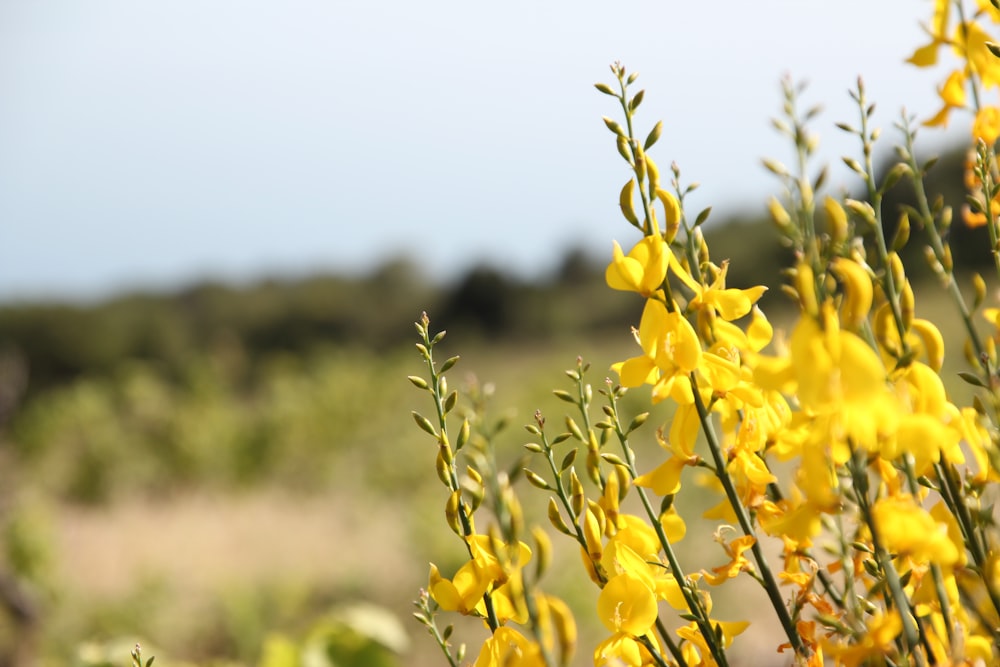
669, 254, 767, 321
594, 632, 645, 667
597, 572, 659, 636
606, 236, 668, 297
473, 626, 546, 667
906, 0, 951, 66
974, 105, 1000, 144
613, 298, 701, 404
822, 611, 902, 667
634, 426, 699, 495
872, 495, 960, 567
704, 533, 756, 585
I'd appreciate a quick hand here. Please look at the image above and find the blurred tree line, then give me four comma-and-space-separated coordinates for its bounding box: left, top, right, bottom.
0, 252, 639, 401
0, 145, 990, 404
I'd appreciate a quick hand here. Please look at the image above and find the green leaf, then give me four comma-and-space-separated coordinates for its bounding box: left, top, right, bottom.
440, 355, 460, 373
594, 82, 617, 97
643, 120, 663, 150
412, 411, 438, 437
958, 371, 989, 388
560, 448, 578, 472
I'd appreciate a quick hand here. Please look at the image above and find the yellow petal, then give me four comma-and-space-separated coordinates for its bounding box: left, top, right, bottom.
940, 69, 967, 107
597, 573, 659, 636
634, 458, 684, 495
974, 106, 1000, 145
907, 41, 940, 67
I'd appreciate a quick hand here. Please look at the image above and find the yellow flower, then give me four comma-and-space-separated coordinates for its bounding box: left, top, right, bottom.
669, 254, 767, 321
906, 0, 950, 66
597, 572, 659, 636
428, 561, 491, 615
676, 618, 749, 660
606, 236, 668, 297
429, 535, 533, 617
614, 298, 701, 404
822, 611, 902, 667
594, 632, 645, 667
974, 105, 1000, 145
704, 533, 756, 585
925, 70, 968, 127
872, 495, 961, 567
954, 20, 1000, 89
473, 626, 545, 667
634, 424, 699, 495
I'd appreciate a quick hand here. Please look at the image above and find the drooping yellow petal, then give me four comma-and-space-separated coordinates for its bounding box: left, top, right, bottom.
908, 41, 941, 67
634, 458, 685, 495
659, 506, 686, 543
940, 69, 967, 107
838, 330, 887, 404
669, 403, 700, 457
930, 500, 967, 567
618, 355, 658, 388
659, 310, 703, 372
746, 306, 773, 352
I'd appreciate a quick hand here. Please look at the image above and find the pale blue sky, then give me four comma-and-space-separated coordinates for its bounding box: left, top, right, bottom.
0, 1, 965, 302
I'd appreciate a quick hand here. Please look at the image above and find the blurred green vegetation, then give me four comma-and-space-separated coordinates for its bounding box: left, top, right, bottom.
0, 143, 992, 666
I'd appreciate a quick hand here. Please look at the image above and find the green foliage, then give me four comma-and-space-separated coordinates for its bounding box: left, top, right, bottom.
4, 346, 421, 503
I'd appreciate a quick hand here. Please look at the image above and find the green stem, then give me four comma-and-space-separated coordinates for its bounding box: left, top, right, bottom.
420, 325, 501, 632
935, 459, 1000, 628
606, 391, 725, 667
689, 376, 808, 658
899, 114, 989, 369
848, 450, 925, 664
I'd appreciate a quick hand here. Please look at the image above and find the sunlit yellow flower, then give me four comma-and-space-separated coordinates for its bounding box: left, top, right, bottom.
758, 498, 823, 547
634, 425, 699, 495
429, 535, 533, 618
974, 105, 1000, 144
704, 533, 756, 585
906, 0, 951, 67
872, 495, 960, 567
822, 611, 902, 667
606, 236, 668, 297
594, 632, 645, 667
676, 618, 749, 659
925, 70, 968, 127
669, 254, 767, 321
429, 561, 491, 615
614, 298, 701, 404
489, 571, 530, 624
954, 20, 1000, 89
597, 572, 659, 636
473, 626, 545, 667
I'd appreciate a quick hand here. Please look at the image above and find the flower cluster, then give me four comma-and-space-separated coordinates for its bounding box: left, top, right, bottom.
412, 2, 1000, 665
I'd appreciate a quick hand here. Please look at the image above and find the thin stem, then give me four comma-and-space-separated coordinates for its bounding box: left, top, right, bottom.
899, 113, 989, 369
848, 450, 925, 664
419, 324, 501, 632
689, 376, 808, 658
606, 390, 726, 667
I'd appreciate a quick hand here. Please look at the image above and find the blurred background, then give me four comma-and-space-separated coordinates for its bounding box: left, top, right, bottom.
0, 1, 991, 665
